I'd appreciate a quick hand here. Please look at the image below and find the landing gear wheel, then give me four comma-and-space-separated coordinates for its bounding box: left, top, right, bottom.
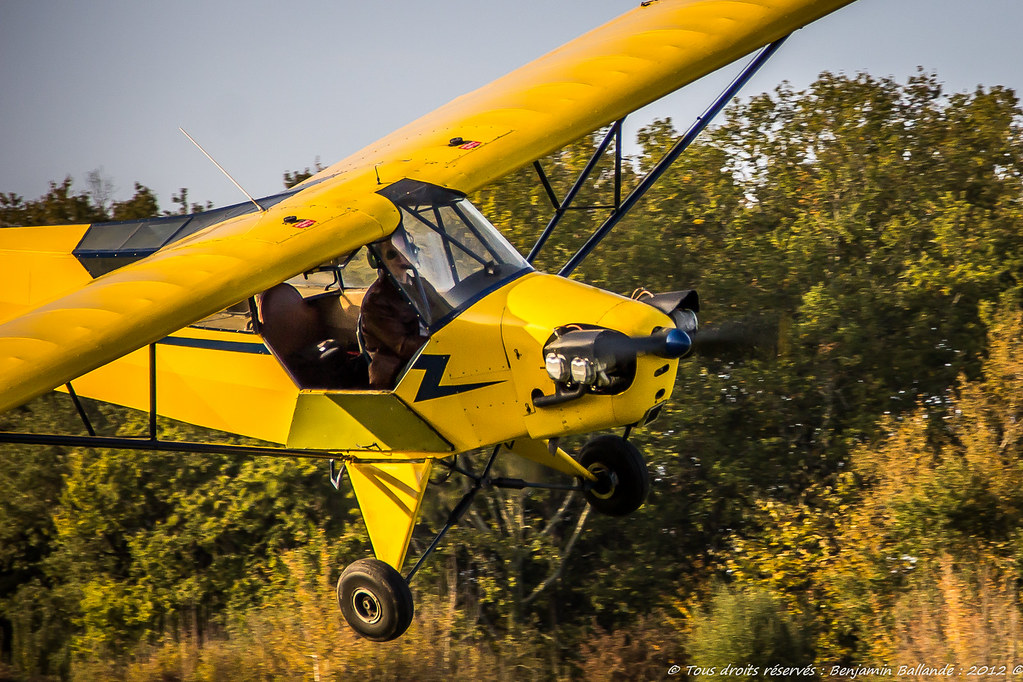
579, 435, 650, 516
337, 558, 414, 641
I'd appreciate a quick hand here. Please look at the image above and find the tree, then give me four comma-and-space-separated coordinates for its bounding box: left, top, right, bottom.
0, 175, 165, 227
0, 177, 107, 227
111, 183, 160, 221
283, 159, 324, 189
168, 188, 211, 215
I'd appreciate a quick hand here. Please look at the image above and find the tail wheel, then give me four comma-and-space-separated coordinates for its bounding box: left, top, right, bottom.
337, 558, 414, 641
579, 435, 650, 516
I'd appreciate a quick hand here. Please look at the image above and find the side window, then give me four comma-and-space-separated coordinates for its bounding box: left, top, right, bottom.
189, 247, 379, 334
191, 299, 255, 332
338, 248, 379, 289
287, 248, 378, 293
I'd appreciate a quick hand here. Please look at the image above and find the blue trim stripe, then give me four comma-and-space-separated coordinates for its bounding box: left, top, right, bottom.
158, 336, 271, 355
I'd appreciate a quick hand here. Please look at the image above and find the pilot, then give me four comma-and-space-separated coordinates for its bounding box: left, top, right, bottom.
359, 236, 431, 389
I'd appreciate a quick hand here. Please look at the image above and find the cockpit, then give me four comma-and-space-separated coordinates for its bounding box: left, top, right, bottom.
372, 179, 532, 329
194, 179, 533, 390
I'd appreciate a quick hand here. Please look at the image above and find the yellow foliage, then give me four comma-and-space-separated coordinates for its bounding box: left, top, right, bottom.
724, 303, 1023, 667
891, 556, 1022, 673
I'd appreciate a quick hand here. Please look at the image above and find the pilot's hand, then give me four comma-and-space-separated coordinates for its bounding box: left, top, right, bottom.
316, 339, 341, 361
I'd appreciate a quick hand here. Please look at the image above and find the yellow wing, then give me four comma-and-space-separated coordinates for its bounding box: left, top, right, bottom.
0, 0, 854, 415
298, 0, 856, 195
0, 188, 398, 414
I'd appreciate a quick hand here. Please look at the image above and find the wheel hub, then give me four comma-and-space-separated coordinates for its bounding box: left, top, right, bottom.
587, 463, 618, 500
352, 587, 383, 625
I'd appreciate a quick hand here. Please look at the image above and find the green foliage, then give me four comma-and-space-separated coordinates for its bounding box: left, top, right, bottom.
110, 183, 160, 221
168, 188, 212, 215
0, 174, 173, 228
0, 177, 108, 228
283, 159, 325, 189
688, 585, 812, 678
52, 442, 361, 664
729, 301, 1023, 665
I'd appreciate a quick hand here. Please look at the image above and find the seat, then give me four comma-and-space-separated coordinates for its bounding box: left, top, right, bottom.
259, 283, 368, 389
259, 283, 328, 359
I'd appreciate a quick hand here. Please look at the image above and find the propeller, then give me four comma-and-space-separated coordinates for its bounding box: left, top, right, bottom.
687, 316, 780, 359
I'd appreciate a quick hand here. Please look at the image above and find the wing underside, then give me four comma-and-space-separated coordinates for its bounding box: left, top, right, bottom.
0, 191, 398, 414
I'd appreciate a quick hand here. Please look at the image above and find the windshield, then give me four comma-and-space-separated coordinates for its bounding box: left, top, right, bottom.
375, 180, 532, 328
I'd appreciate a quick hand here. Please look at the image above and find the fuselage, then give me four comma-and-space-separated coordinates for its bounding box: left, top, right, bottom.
0, 183, 681, 458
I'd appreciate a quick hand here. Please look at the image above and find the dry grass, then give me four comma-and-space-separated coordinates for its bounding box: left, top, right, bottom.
890, 556, 1022, 678
71, 545, 557, 681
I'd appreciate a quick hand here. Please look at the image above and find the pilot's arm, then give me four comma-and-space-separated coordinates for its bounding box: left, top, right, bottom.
359, 277, 429, 388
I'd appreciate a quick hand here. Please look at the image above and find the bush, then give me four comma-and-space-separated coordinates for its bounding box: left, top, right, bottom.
688, 585, 812, 680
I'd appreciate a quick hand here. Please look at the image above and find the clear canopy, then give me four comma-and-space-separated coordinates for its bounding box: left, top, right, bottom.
374, 182, 532, 328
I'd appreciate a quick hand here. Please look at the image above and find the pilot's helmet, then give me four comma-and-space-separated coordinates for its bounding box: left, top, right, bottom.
368, 230, 417, 271
389, 229, 420, 261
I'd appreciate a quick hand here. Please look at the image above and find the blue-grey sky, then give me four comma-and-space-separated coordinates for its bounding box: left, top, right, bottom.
2, 0, 1021, 211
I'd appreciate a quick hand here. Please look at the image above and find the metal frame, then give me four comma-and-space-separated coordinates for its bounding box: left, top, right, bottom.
0, 430, 370, 460
527, 119, 625, 264
403, 444, 590, 583
64, 381, 96, 437
524, 36, 790, 276
0, 341, 424, 465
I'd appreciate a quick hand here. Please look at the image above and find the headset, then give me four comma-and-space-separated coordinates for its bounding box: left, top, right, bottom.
366, 243, 384, 270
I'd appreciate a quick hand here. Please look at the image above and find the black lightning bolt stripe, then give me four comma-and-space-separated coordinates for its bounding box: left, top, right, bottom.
411, 354, 502, 402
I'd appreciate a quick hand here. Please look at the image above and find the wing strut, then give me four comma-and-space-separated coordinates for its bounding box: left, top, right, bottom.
527, 119, 624, 264
148, 343, 158, 441
65, 382, 96, 437
557, 35, 790, 278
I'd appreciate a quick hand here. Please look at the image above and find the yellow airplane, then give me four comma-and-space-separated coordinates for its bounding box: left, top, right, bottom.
0, 0, 855, 641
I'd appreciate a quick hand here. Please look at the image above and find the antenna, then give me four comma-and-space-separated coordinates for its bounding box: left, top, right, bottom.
178, 127, 264, 212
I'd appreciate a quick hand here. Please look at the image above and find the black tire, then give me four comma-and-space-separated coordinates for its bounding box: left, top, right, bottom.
337, 558, 414, 641
579, 435, 650, 516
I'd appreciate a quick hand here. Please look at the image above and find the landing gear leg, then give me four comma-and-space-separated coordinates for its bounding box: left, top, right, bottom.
404, 445, 503, 583
337, 442, 605, 640
337, 446, 503, 641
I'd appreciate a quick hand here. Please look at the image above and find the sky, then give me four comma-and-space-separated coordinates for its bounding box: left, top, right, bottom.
2, 0, 1022, 211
